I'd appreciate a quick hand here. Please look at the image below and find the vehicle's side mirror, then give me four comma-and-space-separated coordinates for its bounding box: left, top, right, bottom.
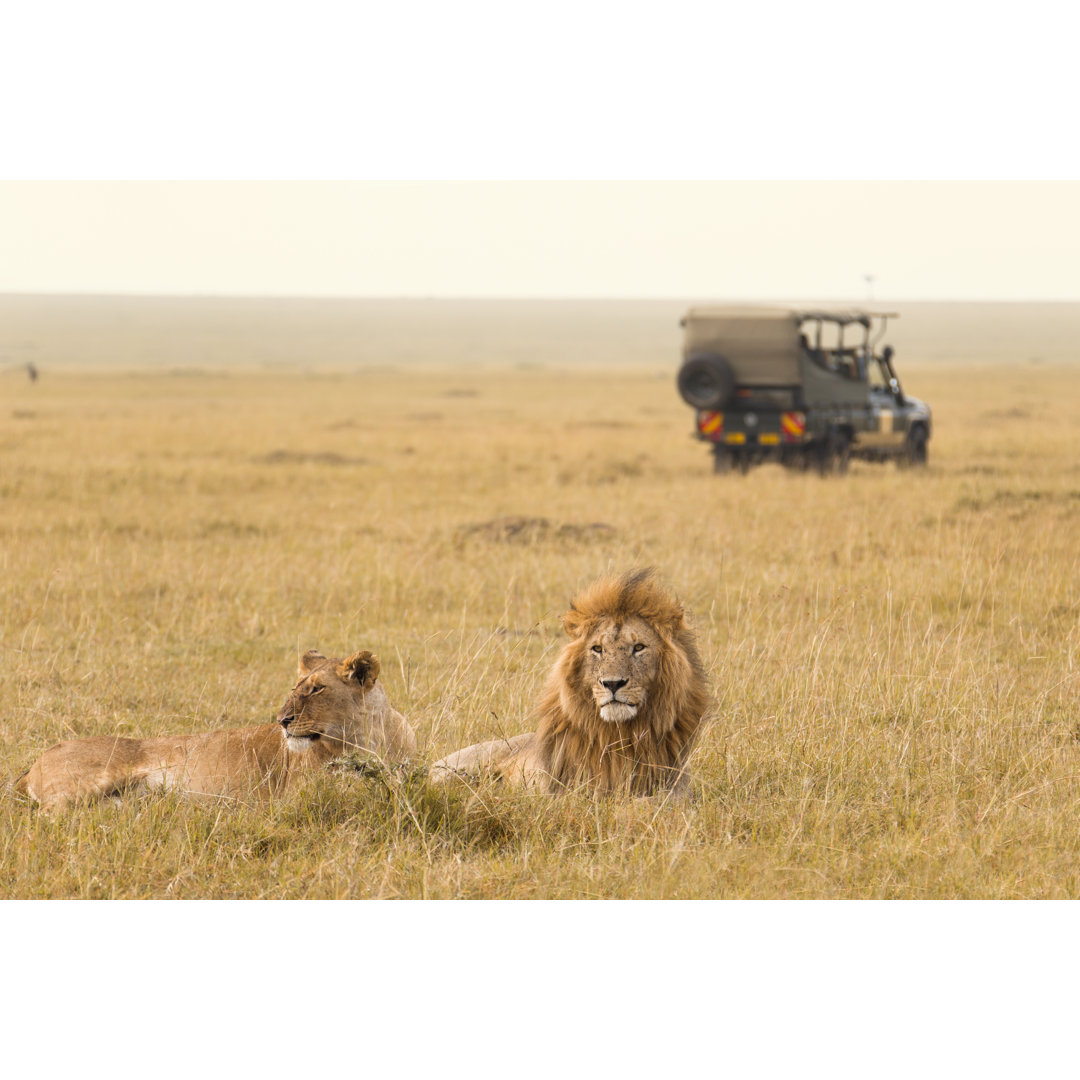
882, 345, 894, 363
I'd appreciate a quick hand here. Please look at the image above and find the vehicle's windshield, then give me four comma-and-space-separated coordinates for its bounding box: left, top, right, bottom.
867, 358, 890, 391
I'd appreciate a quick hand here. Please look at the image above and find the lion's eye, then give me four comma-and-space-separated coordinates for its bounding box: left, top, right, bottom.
632, 643, 646, 654
591, 645, 603, 655
308, 685, 325, 696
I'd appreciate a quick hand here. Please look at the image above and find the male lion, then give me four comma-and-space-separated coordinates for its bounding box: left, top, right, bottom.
430, 570, 709, 797
14, 649, 416, 811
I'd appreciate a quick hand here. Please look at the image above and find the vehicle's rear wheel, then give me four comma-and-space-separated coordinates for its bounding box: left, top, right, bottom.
903, 425, 929, 467
833, 431, 851, 475
677, 352, 735, 410
782, 448, 810, 472
814, 438, 834, 476
814, 430, 850, 476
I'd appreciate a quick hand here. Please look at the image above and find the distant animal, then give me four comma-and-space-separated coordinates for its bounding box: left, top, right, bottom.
430, 569, 709, 797
14, 649, 415, 811
0, 360, 37, 381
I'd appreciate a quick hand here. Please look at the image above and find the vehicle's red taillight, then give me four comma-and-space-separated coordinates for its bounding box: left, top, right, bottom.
781, 411, 806, 442
697, 411, 724, 440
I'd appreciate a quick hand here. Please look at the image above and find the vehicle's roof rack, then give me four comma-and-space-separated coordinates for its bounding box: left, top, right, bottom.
681, 306, 901, 330
795, 310, 900, 327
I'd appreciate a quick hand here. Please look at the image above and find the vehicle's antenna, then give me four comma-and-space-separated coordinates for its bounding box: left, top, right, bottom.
863, 273, 875, 303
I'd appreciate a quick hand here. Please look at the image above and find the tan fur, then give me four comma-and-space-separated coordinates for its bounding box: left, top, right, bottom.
13, 649, 415, 811
430, 570, 709, 796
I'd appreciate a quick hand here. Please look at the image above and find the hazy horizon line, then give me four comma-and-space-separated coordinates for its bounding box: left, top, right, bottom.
3, 291, 1079, 305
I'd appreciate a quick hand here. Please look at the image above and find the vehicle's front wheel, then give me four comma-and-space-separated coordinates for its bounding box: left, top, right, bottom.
903, 425, 929, 467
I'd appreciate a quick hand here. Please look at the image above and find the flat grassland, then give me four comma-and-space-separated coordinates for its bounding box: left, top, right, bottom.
1, 297, 1079, 898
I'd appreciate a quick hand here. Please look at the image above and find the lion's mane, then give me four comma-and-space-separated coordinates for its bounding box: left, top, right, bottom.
523, 568, 709, 795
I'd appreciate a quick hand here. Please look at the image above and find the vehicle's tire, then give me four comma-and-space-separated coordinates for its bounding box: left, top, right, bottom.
904, 425, 929, 467
677, 352, 735, 410
833, 431, 851, 475
814, 438, 834, 476
815, 430, 851, 476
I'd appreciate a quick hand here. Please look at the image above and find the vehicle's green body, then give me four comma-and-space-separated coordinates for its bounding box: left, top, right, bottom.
676, 306, 932, 474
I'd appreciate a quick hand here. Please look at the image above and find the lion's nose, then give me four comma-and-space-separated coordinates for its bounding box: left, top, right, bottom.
278, 710, 294, 729
601, 678, 628, 693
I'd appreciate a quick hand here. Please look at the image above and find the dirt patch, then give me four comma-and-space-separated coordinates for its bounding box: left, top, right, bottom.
458, 515, 616, 544
954, 489, 1080, 513
981, 407, 1031, 421
257, 450, 370, 466
565, 419, 636, 430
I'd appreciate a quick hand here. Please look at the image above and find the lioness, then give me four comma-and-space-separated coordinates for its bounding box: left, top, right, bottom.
430, 569, 709, 797
14, 649, 416, 810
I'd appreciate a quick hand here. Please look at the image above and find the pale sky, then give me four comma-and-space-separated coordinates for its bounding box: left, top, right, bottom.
3, 2, 1079, 300
2, 181, 1079, 300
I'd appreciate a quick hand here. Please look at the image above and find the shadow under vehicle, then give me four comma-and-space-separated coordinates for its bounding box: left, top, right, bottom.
676, 306, 932, 474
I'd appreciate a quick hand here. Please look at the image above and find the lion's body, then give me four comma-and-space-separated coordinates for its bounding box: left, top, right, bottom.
15, 649, 415, 811
430, 570, 709, 796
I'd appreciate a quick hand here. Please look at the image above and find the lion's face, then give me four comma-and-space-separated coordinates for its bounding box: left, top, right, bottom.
430, 570, 708, 797
277, 649, 383, 756
579, 615, 662, 723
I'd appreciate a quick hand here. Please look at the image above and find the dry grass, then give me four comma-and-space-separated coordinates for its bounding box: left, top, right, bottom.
2, 299, 1079, 898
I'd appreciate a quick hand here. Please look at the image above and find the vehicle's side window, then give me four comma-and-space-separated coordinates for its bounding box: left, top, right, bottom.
835, 352, 861, 379
801, 322, 862, 379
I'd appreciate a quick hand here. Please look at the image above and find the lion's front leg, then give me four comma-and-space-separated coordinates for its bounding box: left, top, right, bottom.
428, 732, 537, 786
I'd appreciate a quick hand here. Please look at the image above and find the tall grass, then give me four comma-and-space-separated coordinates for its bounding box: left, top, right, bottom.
2, 356, 1079, 897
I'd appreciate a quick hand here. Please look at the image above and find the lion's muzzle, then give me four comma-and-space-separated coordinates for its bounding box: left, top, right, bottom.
597, 679, 641, 723
599, 702, 639, 723
279, 706, 321, 746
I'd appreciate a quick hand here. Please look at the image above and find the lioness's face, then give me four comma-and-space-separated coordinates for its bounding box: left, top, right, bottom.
582, 616, 662, 723
278, 650, 381, 755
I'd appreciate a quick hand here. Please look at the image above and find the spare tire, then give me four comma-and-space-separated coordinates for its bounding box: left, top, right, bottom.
677, 352, 735, 409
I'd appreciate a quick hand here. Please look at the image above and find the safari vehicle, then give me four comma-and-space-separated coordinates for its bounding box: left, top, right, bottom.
676, 306, 931, 474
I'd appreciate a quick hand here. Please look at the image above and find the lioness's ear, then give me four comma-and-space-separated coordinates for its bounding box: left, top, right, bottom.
338, 650, 380, 689
562, 604, 587, 639
299, 650, 326, 676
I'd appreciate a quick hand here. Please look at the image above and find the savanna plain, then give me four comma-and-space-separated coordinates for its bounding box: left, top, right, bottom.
2, 297, 1079, 899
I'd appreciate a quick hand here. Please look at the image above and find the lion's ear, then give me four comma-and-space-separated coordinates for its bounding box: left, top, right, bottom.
658, 604, 687, 637
299, 650, 326, 676
562, 605, 587, 639
338, 650, 380, 689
